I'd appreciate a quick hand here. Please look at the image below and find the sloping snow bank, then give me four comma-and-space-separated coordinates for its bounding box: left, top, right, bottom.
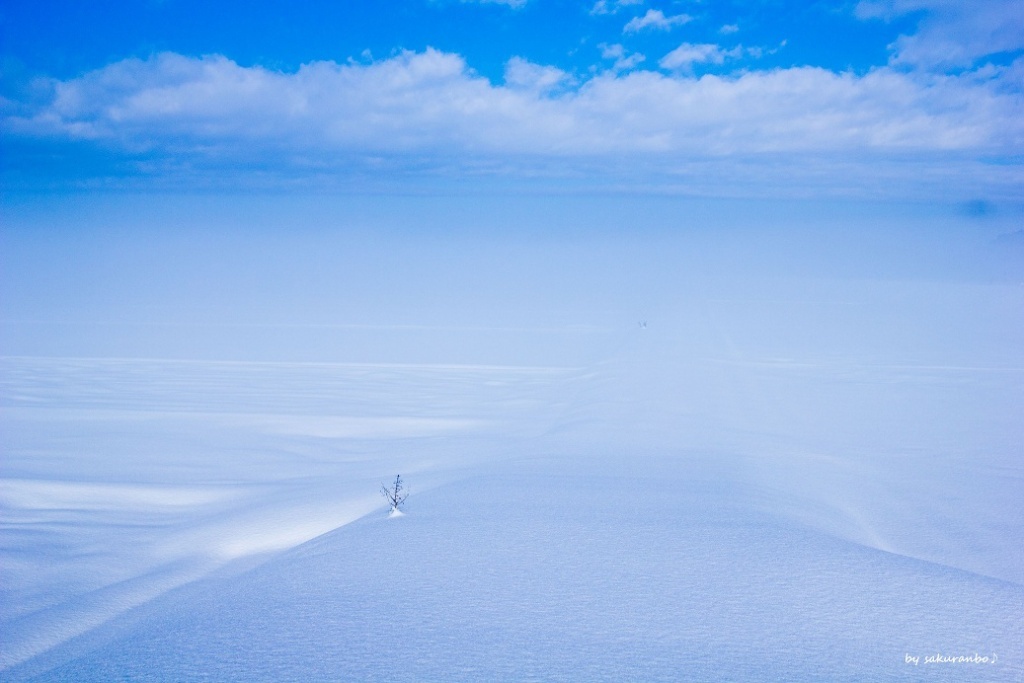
0, 357, 579, 669
10, 459, 1021, 682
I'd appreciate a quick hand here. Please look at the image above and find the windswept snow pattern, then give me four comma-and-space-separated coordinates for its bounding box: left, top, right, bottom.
0, 357, 574, 670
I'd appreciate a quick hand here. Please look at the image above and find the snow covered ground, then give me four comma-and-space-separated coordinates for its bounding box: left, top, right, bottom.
1, 198, 1022, 680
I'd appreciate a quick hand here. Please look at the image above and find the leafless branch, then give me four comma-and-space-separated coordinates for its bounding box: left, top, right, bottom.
381, 474, 408, 512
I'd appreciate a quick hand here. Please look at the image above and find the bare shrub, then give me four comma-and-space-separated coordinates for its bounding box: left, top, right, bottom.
381, 474, 408, 514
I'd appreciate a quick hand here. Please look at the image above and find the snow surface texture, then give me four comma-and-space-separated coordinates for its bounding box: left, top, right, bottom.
1, 204, 1022, 680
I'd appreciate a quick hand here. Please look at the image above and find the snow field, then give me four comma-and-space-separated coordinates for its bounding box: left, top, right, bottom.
2, 212, 1022, 679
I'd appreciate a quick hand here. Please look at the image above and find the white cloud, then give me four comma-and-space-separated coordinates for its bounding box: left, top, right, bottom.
733, 41, 786, 61
463, 0, 529, 7
720, 24, 740, 35
855, 0, 1024, 69
599, 43, 647, 71
505, 57, 573, 92
623, 9, 692, 33
659, 43, 741, 71
590, 0, 644, 16
5, 50, 1022, 197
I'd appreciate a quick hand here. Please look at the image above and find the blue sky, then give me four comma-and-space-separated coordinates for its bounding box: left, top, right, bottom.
1, 0, 1022, 200
1, 1, 917, 79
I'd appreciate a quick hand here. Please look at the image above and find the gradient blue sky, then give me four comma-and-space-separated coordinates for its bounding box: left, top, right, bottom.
1, 0, 1022, 200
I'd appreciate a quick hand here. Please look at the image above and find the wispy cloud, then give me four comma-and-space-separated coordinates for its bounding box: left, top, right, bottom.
505, 57, 574, 92
463, 0, 529, 7
599, 43, 646, 72
623, 9, 692, 34
590, 0, 643, 16
659, 43, 741, 71
658, 41, 785, 70
855, 0, 1024, 69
